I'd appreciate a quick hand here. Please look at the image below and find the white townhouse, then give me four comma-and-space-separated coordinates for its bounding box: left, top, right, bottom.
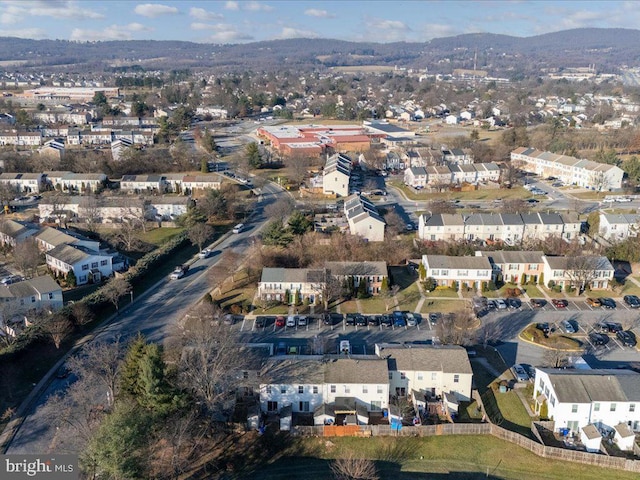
260, 357, 389, 426
0, 131, 42, 146
599, 213, 640, 242
534, 368, 640, 436
0, 219, 38, 246
0, 172, 44, 193
34, 226, 100, 253
180, 175, 222, 195
418, 214, 466, 242
511, 147, 624, 191
465, 213, 524, 244
520, 212, 565, 242
325, 261, 388, 295
425, 165, 453, 186
343, 194, 386, 242
258, 267, 326, 304
377, 344, 473, 402
442, 148, 472, 165
120, 174, 167, 193
322, 153, 352, 197
541, 255, 614, 290
404, 167, 428, 189
477, 250, 545, 285
46, 244, 114, 285
57, 173, 107, 193
0, 275, 63, 322
474, 162, 501, 182
148, 197, 190, 221
422, 254, 493, 291
450, 164, 478, 184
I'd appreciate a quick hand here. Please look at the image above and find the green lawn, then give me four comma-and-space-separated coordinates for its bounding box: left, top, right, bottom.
521, 284, 543, 298
358, 296, 390, 314
620, 280, 640, 296
420, 299, 468, 314
137, 226, 185, 246
390, 182, 530, 202
337, 299, 358, 313
423, 288, 459, 298
249, 435, 640, 480
396, 282, 422, 311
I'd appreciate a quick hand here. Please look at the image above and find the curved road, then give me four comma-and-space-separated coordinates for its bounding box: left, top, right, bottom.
5, 181, 286, 455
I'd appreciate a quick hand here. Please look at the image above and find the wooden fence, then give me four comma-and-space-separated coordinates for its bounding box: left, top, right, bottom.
291, 422, 640, 473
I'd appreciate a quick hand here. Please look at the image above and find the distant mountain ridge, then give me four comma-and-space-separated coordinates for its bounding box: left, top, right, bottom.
0, 28, 639, 75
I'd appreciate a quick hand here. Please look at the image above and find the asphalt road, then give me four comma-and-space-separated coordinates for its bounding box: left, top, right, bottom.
5, 181, 287, 455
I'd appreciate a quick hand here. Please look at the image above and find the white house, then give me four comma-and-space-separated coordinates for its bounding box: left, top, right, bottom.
322, 153, 351, 197
120, 174, 167, 193
0, 219, 38, 246
0, 172, 44, 193
541, 255, 614, 290
180, 175, 222, 194
598, 213, 640, 242
404, 167, 428, 189
34, 226, 100, 253
377, 344, 473, 402
343, 194, 386, 242
45, 244, 114, 285
445, 114, 459, 125
58, 173, 107, 193
418, 214, 466, 242
533, 368, 640, 436
257, 268, 325, 304
477, 250, 545, 284
422, 255, 493, 290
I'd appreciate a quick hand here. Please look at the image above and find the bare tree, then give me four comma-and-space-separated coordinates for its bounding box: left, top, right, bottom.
49, 192, 70, 228
103, 277, 132, 314
381, 284, 400, 312
330, 454, 379, 480
13, 238, 41, 277
501, 198, 528, 214
436, 310, 477, 346
70, 301, 95, 326
40, 313, 74, 349
564, 256, 606, 294
187, 223, 214, 252
79, 195, 103, 233
542, 348, 571, 368
264, 197, 295, 221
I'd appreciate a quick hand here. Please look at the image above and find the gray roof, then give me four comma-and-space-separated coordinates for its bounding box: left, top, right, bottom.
261, 359, 324, 384
479, 250, 545, 265
260, 267, 325, 284
424, 255, 491, 270
325, 261, 387, 277
47, 244, 96, 265
421, 214, 465, 227
380, 344, 472, 374
27, 275, 61, 295
324, 358, 388, 384
35, 226, 84, 247
121, 174, 165, 183
543, 255, 614, 272
366, 121, 410, 134
581, 424, 601, 440
538, 368, 640, 403
602, 213, 640, 225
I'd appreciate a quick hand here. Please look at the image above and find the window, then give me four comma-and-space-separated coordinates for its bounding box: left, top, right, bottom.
31, 296, 36, 303
81, 264, 89, 270
431, 372, 437, 381
610, 403, 617, 412
266, 386, 272, 394
267, 401, 278, 412
313, 386, 318, 394
388, 372, 393, 380
377, 386, 383, 394
48, 293, 54, 300
79, 276, 86, 283
298, 385, 304, 394
299, 401, 309, 412
400, 372, 406, 380
432, 269, 439, 276
91, 262, 98, 268
243, 371, 248, 379
594, 403, 600, 412
370, 401, 382, 411
344, 386, 350, 394
630, 404, 636, 413
280, 386, 286, 394
417, 373, 423, 381
100, 260, 108, 266
454, 374, 459, 383
362, 386, 368, 394
441, 270, 448, 276
571, 404, 578, 413
330, 385, 336, 393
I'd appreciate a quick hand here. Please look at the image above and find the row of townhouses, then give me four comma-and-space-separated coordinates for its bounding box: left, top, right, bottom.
404, 162, 501, 188
418, 212, 581, 244
0, 221, 121, 285
254, 344, 472, 428
510, 147, 624, 191
598, 213, 640, 242
344, 194, 386, 242
322, 153, 352, 197
421, 252, 614, 291
0, 128, 154, 147
0, 171, 222, 195
258, 261, 388, 303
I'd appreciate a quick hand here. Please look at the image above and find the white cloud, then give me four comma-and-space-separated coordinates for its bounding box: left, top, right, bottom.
224, 1, 239, 11
0, 0, 103, 22
358, 17, 410, 42
422, 23, 457, 39
189, 7, 222, 21
71, 23, 153, 41
304, 8, 335, 19
190, 22, 214, 31
0, 27, 47, 39
278, 27, 319, 39
134, 3, 178, 18
243, 1, 273, 12
205, 23, 253, 43
369, 19, 408, 31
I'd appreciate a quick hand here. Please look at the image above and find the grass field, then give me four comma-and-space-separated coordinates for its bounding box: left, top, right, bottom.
390, 183, 530, 202
247, 435, 640, 480
420, 299, 468, 314
137, 226, 185, 246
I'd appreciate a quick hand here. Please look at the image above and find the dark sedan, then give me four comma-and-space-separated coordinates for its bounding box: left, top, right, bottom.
624, 295, 640, 308
600, 298, 616, 309
588, 332, 609, 346
617, 330, 637, 347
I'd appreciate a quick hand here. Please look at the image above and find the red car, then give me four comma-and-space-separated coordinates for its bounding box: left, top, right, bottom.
275, 316, 286, 327
552, 299, 568, 308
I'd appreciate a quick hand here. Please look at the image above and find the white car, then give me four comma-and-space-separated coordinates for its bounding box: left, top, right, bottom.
198, 248, 212, 259
512, 364, 529, 382
495, 298, 507, 309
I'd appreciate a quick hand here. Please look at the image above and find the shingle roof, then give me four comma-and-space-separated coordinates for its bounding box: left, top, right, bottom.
380, 345, 472, 374
261, 359, 325, 384
539, 368, 640, 403
424, 255, 491, 270
543, 255, 614, 272
479, 250, 545, 265
325, 261, 388, 277
324, 358, 388, 384
47, 244, 94, 265
260, 267, 325, 284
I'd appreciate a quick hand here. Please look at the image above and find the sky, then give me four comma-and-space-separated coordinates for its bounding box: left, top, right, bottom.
0, 0, 639, 44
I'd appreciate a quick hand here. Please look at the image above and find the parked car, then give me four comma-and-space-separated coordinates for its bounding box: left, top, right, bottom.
594, 322, 622, 334
588, 332, 609, 346
624, 295, 640, 308
392, 311, 406, 327
297, 316, 308, 327
381, 315, 392, 328
428, 312, 442, 325
405, 312, 417, 326
536, 322, 550, 334
0, 275, 22, 285
255, 316, 266, 328
355, 315, 367, 326
617, 330, 637, 347
530, 298, 546, 308
345, 313, 356, 326
600, 297, 616, 309
368, 315, 381, 326
487, 299, 497, 309
198, 248, 212, 259
561, 320, 576, 334
286, 315, 297, 327
472, 296, 488, 309
323, 313, 343, 325
512, 364, 529, 382
552, 299, 568, 308
586, 297, 602, 308
495, 299, 507, 310
275, 316, 285, 328
507, 297, 522, 309
169, 264, 189, 280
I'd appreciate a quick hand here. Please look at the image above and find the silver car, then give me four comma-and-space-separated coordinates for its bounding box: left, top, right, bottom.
512, 364, 529, 382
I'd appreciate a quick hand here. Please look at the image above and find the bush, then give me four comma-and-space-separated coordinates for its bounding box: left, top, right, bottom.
547, 280, 555, 289
423, 277, 437, 292
552, 285, 562, 293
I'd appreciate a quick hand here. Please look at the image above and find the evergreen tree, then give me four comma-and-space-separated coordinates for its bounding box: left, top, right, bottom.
66, 270, 77, 287
357, 278, 369, 299
262, 220, 293, 247
380, 277, 389, 291
245, 142, 262, 168
120, 334, 148, 398
287, 210, 312, 235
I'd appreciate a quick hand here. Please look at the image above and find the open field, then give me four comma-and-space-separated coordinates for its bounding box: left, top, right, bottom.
391, 183, 530, 202
247, 435, 640, 480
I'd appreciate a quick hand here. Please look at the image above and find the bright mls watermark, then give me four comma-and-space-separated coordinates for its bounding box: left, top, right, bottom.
1, 455, 77, 479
